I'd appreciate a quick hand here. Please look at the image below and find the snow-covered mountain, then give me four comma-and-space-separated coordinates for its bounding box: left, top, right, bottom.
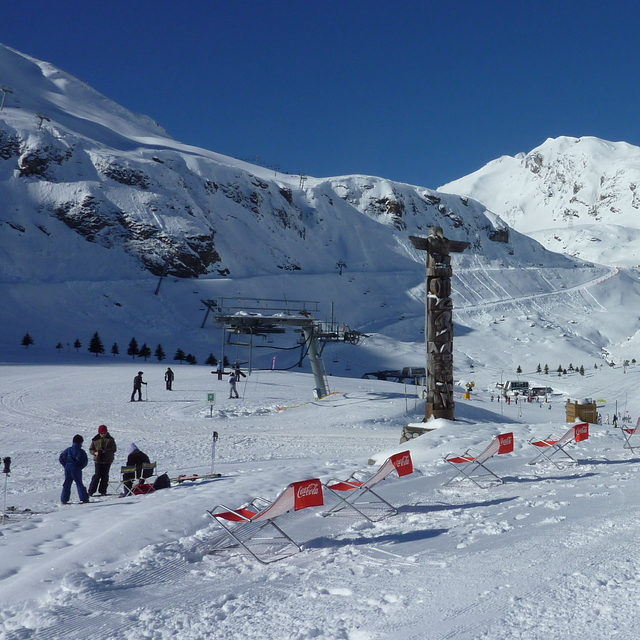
440, 136, 640, 266
0, 42, 547, 285
1, 42, 596, 369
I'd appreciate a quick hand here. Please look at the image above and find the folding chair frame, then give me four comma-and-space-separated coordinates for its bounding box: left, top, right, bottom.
323, 451, 414, 522
207, 478, 323, 564
444, 433, 514, 488
621, 419, 640, 454
117, 462, 158, 496
528, 423, 589, 469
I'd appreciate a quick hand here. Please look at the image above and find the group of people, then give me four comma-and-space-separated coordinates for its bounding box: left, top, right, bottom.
130, 364, 245, 402
59, 425, 151, 505
215, 363, 246, 398
130, 368, 176, 401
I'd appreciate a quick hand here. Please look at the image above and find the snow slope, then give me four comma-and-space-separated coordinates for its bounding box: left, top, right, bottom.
1, 356, 640, 640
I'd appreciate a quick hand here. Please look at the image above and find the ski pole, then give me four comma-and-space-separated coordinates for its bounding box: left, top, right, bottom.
1, 457, 10, 526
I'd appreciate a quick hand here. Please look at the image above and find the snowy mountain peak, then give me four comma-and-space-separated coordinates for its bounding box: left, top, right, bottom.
440, 135, 640, 266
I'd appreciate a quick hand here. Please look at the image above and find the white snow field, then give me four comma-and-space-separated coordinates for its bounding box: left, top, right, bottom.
1, 357, 640, 640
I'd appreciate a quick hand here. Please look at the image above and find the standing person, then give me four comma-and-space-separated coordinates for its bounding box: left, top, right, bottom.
233, 363, 247, 382
122, 443, 151, 495
216, 360, 223, 380
164, 367, 174, 391
130, 371, 147, 402
229, 371, 239, 398
88, 425, 117, 497
59, 435, 90, 505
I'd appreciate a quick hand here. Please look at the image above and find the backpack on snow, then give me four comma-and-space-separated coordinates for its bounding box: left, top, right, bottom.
153, 473, 171, 490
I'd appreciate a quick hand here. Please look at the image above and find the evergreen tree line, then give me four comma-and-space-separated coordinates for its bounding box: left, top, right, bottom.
21, 332, 228, 367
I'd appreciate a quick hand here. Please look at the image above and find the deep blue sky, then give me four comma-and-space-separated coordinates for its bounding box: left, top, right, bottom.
3, 1, 640, 188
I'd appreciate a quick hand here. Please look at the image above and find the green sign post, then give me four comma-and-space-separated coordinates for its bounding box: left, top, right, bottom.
207, 393, 215, 417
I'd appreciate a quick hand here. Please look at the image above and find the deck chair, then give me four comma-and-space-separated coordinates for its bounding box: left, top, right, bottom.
206, 478, 324, 564
528, 422, 589, 468
621, 418, 640, 453
444, 432, 514, 488
323, 450, 414, 522
118, 461, 157, 496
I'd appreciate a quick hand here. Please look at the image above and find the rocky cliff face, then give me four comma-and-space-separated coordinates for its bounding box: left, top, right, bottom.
0, 43, 565, 285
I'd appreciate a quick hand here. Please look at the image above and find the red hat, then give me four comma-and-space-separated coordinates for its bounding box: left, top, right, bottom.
98, 425, 108, 434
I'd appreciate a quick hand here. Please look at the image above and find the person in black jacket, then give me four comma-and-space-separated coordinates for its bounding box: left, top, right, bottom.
164, 367, 174, 391
122, 442, 151, 495
130, 371, 147, 402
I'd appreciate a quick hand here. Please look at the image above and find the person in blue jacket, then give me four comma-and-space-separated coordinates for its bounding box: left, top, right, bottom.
59, 434, 90, 505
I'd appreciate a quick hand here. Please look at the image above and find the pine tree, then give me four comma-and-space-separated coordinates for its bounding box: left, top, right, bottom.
516, 365, 522, 374
223, 355, 230, 367
536, 364, 541, 373
205, 353, 218, 366
185, 353, 197, 365
88, 331, 105, 357
557, 365, 563, 375
21, 333, 34, 348
154, 344, 166, 362
174, 348, 186, 364
579, 365, 585, 376
73, 339, 82, 352
544, 364, 549, 375
138, 343, 151, 361
111, 343, 119, 356
55, 342, 63, 352
127, 337, 139, 359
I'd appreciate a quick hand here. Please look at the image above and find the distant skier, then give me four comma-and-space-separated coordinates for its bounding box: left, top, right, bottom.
88, 425, 117, 497
164, 367, 174, 391
233, 363, 246, 381
216, 361, 223, 380
229, 372, 239, 398
59, 435, 90, 505
130, 371, 147, 402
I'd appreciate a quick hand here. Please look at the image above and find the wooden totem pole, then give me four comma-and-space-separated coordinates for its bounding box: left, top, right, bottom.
410, 227, 469, 421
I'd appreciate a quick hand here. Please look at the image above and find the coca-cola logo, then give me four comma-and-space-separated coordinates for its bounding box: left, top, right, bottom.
395, 455, 411, 467
296, 482, 320, 498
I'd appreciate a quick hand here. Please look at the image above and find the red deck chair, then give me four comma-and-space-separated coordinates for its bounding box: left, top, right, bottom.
528, 422, 589, 468
444, 432, 514, 488
621, 418, 640, 453
207, 478, 324, 564
323, 451, 414, 521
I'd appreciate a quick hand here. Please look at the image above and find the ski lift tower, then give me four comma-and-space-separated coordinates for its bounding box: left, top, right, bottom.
410, 227, 469, 421
201, 297, 366, 399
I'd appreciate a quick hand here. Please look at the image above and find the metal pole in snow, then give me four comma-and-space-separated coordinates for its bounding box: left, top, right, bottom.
211, 431, 219, 476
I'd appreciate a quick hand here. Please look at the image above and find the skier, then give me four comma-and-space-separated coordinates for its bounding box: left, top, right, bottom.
216, 361, 223, 381
59, 435, 90, 505
130, 371, 147, 402
88, 425, 117, 497
164, 367, 174, 391
229, 372, 239, 398
233, 363, 247, 381
122, 442, 151, 496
